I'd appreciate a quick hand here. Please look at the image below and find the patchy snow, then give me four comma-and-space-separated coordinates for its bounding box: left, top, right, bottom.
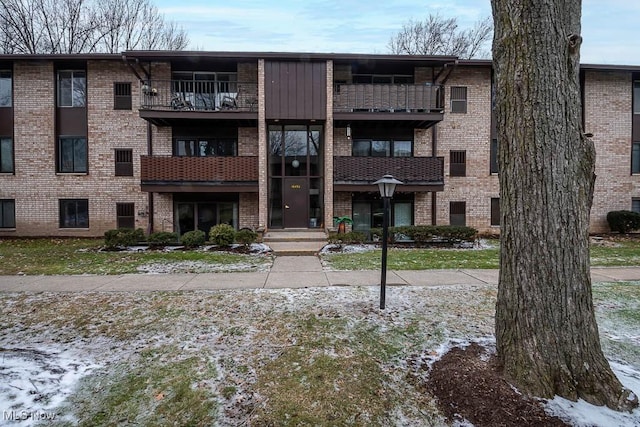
319, 243, 377, 254
0, 347, 98, 426
136, 259, 271, 274
0, 282, 639, 425
544, 362, 640, 426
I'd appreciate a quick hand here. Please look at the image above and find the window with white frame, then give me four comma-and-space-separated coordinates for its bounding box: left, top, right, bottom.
450, 86, 468, 113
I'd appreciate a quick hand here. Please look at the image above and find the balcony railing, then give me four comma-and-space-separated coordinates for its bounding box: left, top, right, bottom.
140, 80, 258, 112
141, 156, 259, 182
333, 83, 444, 113
333, 156, 444, 184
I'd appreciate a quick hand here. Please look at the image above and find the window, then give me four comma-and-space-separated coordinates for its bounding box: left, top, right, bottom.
634, 81, 640, 114
115, 149, 133, 176
450, 150, 466, 177
57, 70, 86, 107
633, 142, 640, 174
1, 137, 13, 173
352, 74, 413, 84
352, 195, 414, 231
632, 198, 640, 214
450, 201, 466, 226
0, 70, 11, 107
174, 138, 237, 157
114, 82, 132, 110
490, 138, 499, 174
58, 137, 87, 173
491, 198, 500, 226
450, 86, 467, 113
175, 201, 238, 235
0, 199, 15, 228
59, 199, 89, 228
116, 203, 135, 229
352, 139, 413, 157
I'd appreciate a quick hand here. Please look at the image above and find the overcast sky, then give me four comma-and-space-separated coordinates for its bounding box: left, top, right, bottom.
155, 0, 640, 65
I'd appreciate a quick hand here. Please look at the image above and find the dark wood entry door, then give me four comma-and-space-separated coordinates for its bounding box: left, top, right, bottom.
283, 177, 308, 228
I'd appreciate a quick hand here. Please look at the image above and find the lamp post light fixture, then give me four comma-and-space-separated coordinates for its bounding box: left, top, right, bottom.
373, 174, 403, 309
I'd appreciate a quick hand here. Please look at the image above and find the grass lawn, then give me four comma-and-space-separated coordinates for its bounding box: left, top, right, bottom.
0, 238, 272, 275
1, 282, 639, 425
1, 236, 640, 275
322, 237, 640, 270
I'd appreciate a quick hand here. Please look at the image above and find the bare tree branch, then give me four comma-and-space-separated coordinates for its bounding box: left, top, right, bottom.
0, 0, 189, 53
388, 13, 492, 59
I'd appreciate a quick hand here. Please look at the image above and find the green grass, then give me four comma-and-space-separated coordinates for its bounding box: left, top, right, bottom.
0, 238, 270, 275
323, 246, 500, 270
2, 237, 640, 275
67, 349, 218, 426
323, 238, 640, 270
1, 282, 637, 425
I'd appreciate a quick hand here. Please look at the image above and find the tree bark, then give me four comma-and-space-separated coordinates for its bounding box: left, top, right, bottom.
491, 0, 638, 411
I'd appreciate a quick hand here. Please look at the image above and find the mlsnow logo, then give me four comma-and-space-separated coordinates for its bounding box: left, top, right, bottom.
3, 410, 57, 422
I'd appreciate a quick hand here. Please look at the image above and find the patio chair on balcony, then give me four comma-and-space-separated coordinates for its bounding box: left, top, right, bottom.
220, 93, 238, 109
171, 93, 194, 110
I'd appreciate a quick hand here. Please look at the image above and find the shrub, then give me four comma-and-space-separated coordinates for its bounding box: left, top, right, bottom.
180, 230, 206, 248
607, 210, 640, 233
235, 228, 258, 246
328, 231, 367, 245
147, 231, 178, 246
104, 228, 145, 249
370, 225, 477, 245
209, 224, 236, 246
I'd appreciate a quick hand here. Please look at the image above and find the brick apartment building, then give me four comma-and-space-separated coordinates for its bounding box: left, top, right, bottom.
0, 51, 638, 237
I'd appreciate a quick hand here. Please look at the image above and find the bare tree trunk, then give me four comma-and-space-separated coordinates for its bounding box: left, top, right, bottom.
492, 0, 638, 411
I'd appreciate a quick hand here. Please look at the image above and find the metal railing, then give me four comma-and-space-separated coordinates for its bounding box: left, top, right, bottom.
140, 80, 258, 112
333, 83, 444, 113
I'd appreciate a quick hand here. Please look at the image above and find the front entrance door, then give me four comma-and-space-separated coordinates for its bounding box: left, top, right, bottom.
283, 177, 308, 228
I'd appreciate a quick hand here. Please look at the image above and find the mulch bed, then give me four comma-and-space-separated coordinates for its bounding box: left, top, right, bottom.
424, 343, 569, 426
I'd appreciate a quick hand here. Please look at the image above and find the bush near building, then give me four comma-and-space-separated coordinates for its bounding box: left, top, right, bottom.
607, 211, 640, 234
370, 225, 478, 245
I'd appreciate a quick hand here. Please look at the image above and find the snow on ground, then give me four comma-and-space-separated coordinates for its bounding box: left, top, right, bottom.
545, 361, 640, 426
0, 281, 639, 426
0, 347, 98, 426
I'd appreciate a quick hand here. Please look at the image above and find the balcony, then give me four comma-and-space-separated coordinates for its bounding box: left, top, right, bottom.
138, 80, 258, 126
333, 83, 444, 129
140, 156, 259, 193
333, 156, 444, 192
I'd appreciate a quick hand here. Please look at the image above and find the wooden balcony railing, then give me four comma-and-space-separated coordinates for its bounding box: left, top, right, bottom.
141, 156, 259, 182
333, 83, 444, 113
333, 156, 444, 184
140, 80, 258, 112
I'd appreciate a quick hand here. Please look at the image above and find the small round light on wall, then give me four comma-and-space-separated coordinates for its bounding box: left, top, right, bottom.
292, 159, 300, 168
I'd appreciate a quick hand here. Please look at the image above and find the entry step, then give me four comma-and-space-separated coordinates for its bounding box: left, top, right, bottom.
264, 229, 328, 243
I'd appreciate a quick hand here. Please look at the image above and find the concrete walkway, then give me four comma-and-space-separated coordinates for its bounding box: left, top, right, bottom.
0, 256, 639, 292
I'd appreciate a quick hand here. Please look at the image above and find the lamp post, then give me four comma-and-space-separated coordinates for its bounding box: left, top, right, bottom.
373, 174, 403, 309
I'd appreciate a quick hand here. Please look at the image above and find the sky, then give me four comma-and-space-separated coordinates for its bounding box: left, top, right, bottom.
155, 0, 640, 65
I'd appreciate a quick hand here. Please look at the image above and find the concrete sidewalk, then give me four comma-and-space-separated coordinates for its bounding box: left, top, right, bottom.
0, 256, 639, 292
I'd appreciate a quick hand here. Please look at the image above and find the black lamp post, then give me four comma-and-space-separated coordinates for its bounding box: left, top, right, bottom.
373, 174, 403, 309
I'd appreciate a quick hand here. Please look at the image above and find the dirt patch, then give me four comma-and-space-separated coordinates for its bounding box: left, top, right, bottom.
424, 343, 569, 427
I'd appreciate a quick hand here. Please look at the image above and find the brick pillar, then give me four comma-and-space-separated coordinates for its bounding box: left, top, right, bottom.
324, 60, 334, 232
257, 59, 268, 230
